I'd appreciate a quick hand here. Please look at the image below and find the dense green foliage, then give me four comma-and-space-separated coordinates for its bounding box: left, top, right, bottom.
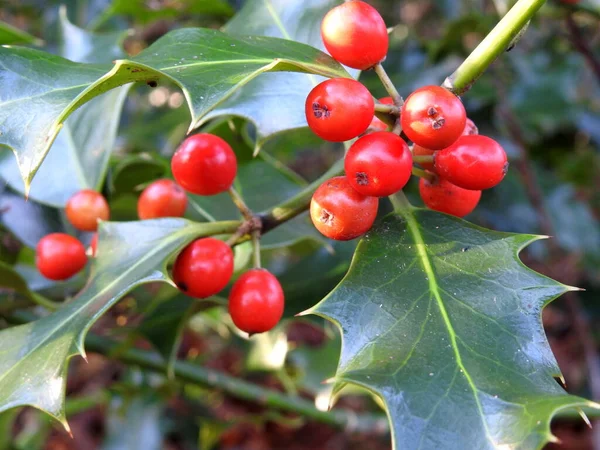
0, 0, 599, 448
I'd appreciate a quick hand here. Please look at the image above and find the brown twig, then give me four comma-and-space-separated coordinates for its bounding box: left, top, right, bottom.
566, 14, 600, 84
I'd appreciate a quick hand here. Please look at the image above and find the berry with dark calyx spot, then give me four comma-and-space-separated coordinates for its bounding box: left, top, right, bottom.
434, 135, 508, 190
138, 179, 188, 219
345, 132, 412, 197
321, 1, 388, 70
305, 78, 374, 142
172, 237, 234, 299
66, 189, 110, 232
36, 233, 87, 280
401, 86, 466, 150
463, 118, 478, 136
419, 177, 481, 217
310, 176, 378, 240
228, 269, 285, 334
171, 134, 237, 196
413, 117, 478, 170
370, 97, 394, 131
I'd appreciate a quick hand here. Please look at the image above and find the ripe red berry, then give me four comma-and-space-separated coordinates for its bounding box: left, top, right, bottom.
321, 1, 388, 70
413, 117, 478, 170
345, 132, 412, 197
66, 189, 109, 232
310, 176, 378, 240
370, 97, 394, 131
419, 177, 481, 217
90, 233, 98, 257
463, 118, 478, 136
434, 135, 508, 190
138, 179, 188, 220
36, 233, 87, 280
228, 269, 284, 334
172, 237, 234, 299
305, 78, 374, 142
401, 86, 466, 150
171, 134, 237, 196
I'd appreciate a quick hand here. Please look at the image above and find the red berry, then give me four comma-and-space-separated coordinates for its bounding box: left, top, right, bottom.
310, 176, 378, 240
228, 269, 284, 334
412, 118, 478, 170
90, 233, 98, 257
400, 86, 466, 150
434, 135, 508, 190
321, 1, 388, 70
345, 132, 412, 197
172, 237, 234, 299
463, 118, 478, 136
171, 134, 237, 196
36, 233, 87, 280
66, 189, 109, 232
419, 177, 481, 217
370, 97, 394, 131
138, 179, 188, 220
305, 78, 374, 142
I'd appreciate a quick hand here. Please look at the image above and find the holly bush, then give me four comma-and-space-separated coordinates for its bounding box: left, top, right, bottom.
0, 0, 599, 449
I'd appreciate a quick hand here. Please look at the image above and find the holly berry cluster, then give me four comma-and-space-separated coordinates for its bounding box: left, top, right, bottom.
35, 134, 283, 335
307, 1, 508, 241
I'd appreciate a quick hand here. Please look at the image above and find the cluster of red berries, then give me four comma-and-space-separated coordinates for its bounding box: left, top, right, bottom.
306, 1, 508, 241
35, 134, 284, 335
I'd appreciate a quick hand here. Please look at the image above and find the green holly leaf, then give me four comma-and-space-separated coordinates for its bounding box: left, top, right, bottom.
0, 21, 42, 46
0, 218, 238, 425
309, 208, 598, 449
0, 28, 348, 192
202, 0, 349, 149
108, 0, 234, 24
0, 9, 130, 206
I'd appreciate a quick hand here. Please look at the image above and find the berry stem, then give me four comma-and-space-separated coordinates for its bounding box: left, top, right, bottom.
412, 155, 435, 165
260, 159, 345, 233
228, 186, 254, 221
412, 167, 436, 182
374, 103, 399, 115
442, 0, 546, 95
31, 292, 60, 310
373, 63, 404, 107
388, 191, 412, 212
252, 230, 261, 269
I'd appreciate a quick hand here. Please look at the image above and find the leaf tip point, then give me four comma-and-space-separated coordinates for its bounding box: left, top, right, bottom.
576, 408, 592, 428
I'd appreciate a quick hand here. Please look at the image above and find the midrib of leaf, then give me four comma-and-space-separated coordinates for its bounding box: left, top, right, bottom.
399, 206, 494, 445
262, 0, 319, 87
0, 221, 238, 387
158, 58, 274, 71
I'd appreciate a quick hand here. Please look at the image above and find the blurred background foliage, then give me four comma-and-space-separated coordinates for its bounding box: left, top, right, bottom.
0, 0, 599, 448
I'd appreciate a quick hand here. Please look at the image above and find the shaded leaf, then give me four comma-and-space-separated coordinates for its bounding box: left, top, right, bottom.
202, 0, 351, 148
0, 190, 64, 248
109, 0, 234, 24
0, 21, 42, 46
0, 11, 130, 206
0, 218, 238, 424
310, 208, 597, 449
103, 395, 164, 450
0, 261, 37, 302
58, 7, 128, 64
0, 28, 348, 191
